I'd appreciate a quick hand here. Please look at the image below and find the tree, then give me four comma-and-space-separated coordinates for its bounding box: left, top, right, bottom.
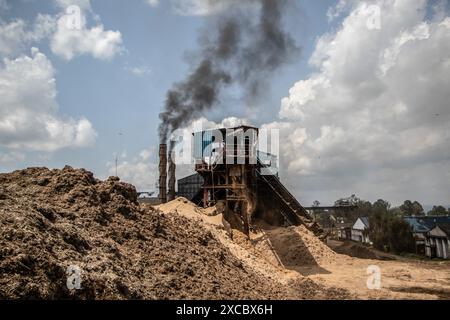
388, 217, 415, 253
373, 199, 391, 213
334, 195, 373, 222
412, 201, 425, 216
369, 210, 415, 254
399, 200, 424, 216
428, 205, 448, 216
389, 207, 403, 218
369, 210, 390, 250
355, 200, 373, 217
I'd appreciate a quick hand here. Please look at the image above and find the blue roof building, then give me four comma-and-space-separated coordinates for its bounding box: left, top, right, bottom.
404, 216, 450, 234
403, 216, 450, 256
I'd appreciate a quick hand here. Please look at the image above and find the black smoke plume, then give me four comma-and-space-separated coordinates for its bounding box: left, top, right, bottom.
159, 0, 299, 144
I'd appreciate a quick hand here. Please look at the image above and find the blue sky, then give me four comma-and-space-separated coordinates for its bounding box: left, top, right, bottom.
1, 0, 450, 207
0, 0, 335, 176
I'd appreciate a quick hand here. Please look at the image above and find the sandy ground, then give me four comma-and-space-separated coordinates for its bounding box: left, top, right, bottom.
300, 254, 450, 300
316, 240, 450, 299
157, 198, 450, 300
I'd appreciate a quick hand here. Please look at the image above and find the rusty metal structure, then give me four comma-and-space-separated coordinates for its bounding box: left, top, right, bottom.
157, 126, 323, 237
194, 126, 258, 235
191, 126, 323, 237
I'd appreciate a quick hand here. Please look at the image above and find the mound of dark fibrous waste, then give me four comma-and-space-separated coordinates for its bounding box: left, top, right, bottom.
0, 166, 293, 300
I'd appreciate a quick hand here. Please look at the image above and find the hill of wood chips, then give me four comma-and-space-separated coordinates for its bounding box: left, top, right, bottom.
0, 167, 350, 300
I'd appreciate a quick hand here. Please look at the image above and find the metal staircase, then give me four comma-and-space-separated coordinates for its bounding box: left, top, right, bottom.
256, 160, 324, 237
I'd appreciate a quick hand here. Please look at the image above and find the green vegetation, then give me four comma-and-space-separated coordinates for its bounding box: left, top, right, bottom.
399, 200, 424, 216
369, 210, 415, 254
314, 195, 449, 253
427, 205, 448, 216
315, 196, 443, 254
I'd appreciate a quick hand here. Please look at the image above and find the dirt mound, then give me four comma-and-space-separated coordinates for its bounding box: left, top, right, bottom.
155, 197, 224, 228
155, 201, 351, 299
157, 200, 337, 267
262, 224, 337, 267
0, 167, 291, 300
156, 197, 214, 217
288, 278, 353, 300
328, 241, 379, 260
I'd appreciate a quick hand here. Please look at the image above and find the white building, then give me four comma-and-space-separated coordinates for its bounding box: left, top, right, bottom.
351, 217, 371, 244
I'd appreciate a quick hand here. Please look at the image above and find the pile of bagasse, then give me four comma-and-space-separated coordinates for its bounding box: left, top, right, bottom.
0, 167, 350, 300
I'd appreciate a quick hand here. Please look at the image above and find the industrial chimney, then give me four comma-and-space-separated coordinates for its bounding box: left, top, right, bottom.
168, 149, 176, 202
159, 144, 167, 204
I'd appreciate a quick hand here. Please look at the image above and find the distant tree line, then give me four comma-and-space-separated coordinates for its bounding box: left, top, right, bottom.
313, 196, 450, 254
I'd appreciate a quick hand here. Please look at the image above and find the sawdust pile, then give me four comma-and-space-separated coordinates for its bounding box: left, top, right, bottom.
156, 198, 351, 300
0, 167, 292, 300
0, 167, 354, 300
156, 198, 338, 267
261, 224, 337, 267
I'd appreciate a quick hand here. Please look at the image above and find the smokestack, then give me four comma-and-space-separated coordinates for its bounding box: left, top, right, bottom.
168, 150, 176, 202
159, 144, 167, 204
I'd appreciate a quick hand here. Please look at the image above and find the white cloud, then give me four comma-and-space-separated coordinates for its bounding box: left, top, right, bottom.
326, 0, 349, 22
0, 1, 122, 61
274, 0, 450, 205
0, 151, 25, 163
379, 22, 430, 75
139, 149, 152, 161
124, 65, 152, 76
171, 0, 225, 16
54, 0, 92, 12
50, 4, 123, 61
107, 148, 158, 191
170, 0, 255, 16
0, 15, 54, 58
0, 48, 97, 151
0, 20, 30, 57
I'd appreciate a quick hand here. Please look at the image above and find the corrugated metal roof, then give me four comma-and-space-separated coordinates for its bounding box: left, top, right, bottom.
404, 217, 430, 233
403, 216, 450, 233
360, 217, 370, 228
178, 173, 204, 184
437, 224, 450, 237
